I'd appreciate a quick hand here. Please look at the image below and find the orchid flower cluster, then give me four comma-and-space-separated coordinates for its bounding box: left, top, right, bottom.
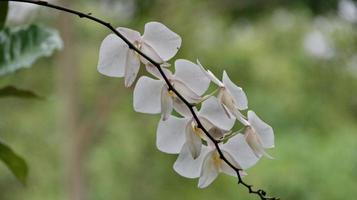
97, 22, 275, 188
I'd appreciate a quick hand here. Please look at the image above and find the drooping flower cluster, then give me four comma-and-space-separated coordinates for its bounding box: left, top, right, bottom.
97, 21, 275, 188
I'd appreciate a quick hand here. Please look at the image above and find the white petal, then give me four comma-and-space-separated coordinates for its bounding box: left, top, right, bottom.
145, 64, 174, 80
174, 59, 210, 95
220, 89, 239, 117
124, 50, 140, 87
199, 97, 235, 130
140, 42, 164, 64
237, 114, 250, 126
207, 70, 224, 87
156, 116, 188, 154
220, 90, 248, 123
97, 33, 128, 77
196, 60, 224, 87
261, 150, 274, 159
117, 27, 141, 43
221, 165, 247, 177
173, 143, 207, 178
186, 117, 218, 142
173, 100, 192, 118
142, 21, 182, 61
220, 150, 241, 177
198, 151, 219, 188
217, 89, 233, 118
244, 127, 274, 159
133, 76, 164, 113
220, 163, 236, 176
161, 86, 174, 120
160, 62, 171, 67
196, 59, 211, 77
223, 133, 260, 170
207, 126, 226, 140
172, 80, 201, 103
199, 117, 215, 131
248, 111, 274, 148
185, 121, 202, 159
194, 117, 224, 141
222, 71, 248, 110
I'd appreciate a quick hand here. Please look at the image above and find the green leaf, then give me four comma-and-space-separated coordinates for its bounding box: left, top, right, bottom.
0, 2, 8, 29
0, 85, 42, 99
0, 139, 28, 185
0, 24, 63, 76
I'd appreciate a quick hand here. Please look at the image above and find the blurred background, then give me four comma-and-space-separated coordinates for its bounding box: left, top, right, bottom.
0, 0, 357, 199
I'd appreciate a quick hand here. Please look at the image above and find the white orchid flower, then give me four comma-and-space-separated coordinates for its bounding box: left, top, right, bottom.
241, 111, 275, 159
97, 21, 182, 87
156, 97, 235, 158
198, 62, 248, 121
133, 59, 210, 120
174, 134, 260, 188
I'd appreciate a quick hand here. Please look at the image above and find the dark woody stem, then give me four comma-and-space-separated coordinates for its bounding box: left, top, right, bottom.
3, 0, 279, 199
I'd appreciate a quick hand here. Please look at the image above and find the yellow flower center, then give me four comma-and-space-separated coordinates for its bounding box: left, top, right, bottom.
191, 122, 205, 139
168, 90, 175, 97
212, 151, 222, 168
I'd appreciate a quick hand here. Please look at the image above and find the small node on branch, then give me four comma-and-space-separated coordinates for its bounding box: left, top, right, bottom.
260, 190, 267, 196
247, 185, 252, 191
77, 13, 85, 18
39, 1, 48, 5
189, 103, 196, 107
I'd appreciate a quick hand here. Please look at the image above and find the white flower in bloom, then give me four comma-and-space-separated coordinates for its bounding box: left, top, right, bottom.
133, 59, 210, 120
242, 111, 275, 159
156, 97, 235, 158
97, 21, 182, 87
174, 134, 260, 188
198, 62, 248, 120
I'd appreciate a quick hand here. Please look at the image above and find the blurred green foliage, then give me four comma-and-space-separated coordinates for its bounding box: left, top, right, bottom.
0, 0, 356, 200
0, 139, 28, 185
0, 2, 8, 29
0, 3, 63, 185
0, 86, 42, 99
0, 24, 63, 76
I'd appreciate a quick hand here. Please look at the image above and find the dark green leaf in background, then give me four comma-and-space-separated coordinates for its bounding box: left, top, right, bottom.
0, 139, 28, 185
0, 24, 63, 76
0, 2, 8, 29
0, 85, 42, 99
